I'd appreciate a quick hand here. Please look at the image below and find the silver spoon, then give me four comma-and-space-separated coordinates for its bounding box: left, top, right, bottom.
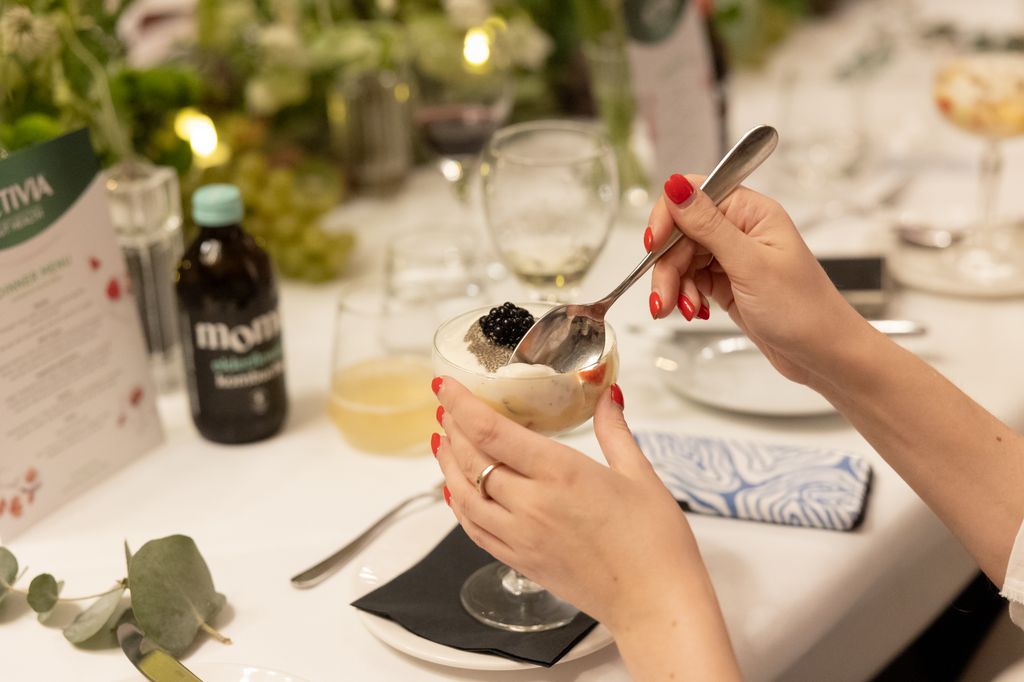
894, 222, 966, 249
508, 124, 780, 373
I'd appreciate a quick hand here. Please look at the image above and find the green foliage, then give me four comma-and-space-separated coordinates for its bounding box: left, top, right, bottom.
37, 580, 64, 624
713, 0, 814, 67
0, 547, 18, 606
27, 573, 59, 613
63, 586, 126, 644
0, 2, 199, 168
128, 535, 227, 657
0, 538, 229, 657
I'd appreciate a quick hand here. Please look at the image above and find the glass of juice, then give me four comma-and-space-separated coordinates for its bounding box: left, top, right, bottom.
328, 278, 440, 454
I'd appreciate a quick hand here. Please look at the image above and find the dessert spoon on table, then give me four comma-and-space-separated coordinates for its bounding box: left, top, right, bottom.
291, 481, 445, 588
508, 124, 779, 374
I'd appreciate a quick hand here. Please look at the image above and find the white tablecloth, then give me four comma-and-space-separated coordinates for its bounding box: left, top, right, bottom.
7, 2, 1024, 680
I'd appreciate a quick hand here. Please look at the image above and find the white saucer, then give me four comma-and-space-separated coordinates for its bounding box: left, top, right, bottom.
350, 503, 613, 671
655, 336, 835, 417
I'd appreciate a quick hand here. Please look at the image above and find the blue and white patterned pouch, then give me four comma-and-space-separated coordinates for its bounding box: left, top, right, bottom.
634, 432, 872, 531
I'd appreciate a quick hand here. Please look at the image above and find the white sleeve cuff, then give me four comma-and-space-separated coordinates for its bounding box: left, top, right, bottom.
1000, 514, 1024, 629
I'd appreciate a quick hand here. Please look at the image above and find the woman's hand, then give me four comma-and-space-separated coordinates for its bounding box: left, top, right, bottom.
646, 173, 872, 387
432, 378, 699, 630
432, 378, 740, 679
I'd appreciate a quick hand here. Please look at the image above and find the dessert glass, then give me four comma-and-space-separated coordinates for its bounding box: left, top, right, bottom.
929, 52, 1024, 295
432, 302, 618, 631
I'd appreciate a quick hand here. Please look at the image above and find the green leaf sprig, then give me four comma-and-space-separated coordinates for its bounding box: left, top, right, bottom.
0, 535, 229, 656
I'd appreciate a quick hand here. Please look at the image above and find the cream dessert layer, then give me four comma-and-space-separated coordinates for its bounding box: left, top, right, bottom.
432, 303, 618, 435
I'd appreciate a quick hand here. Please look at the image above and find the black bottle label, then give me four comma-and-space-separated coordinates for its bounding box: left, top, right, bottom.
182, 304, 286, 422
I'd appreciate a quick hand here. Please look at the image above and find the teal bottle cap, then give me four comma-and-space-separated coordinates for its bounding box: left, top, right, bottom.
192, 183, 244, 227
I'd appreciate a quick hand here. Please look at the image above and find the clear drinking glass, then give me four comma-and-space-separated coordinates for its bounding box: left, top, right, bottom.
929, 52, 1024, 295
385, 227, 487, 315
481, 120, 619, 302
432, 302, 619, 631
328, 278, 438, 455
104, 160, 183, 393
776, 68, 868, 195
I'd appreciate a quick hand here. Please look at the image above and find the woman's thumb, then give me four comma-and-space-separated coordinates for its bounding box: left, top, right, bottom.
593, 386, 657, 480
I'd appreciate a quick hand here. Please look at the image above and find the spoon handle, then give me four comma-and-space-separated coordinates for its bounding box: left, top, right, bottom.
595, 124, 779, 311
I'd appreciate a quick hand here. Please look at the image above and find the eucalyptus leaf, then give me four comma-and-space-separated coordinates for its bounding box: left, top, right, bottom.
73, 601, 131, 650
63, 586, 126, 644
0, 547, 17, 606
124, 541, 132, 572
27, 573, 59, 613
128, 535, 227, 657
37, 580, 64, 624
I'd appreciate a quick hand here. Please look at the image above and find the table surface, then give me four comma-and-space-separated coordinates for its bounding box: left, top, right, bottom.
7, 2, 1024, 680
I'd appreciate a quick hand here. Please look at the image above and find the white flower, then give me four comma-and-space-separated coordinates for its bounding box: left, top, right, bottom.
309, 26, 380, 71
258, 23, 311, 70
1, 7, 58, 62
245, 71, 310, 116
246, 79, 278, 116
505, 17, 552, 71
444, 0, 491, 30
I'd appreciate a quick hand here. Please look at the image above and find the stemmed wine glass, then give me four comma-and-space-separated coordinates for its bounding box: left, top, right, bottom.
412, 23, 514, 202
433, 302, 619, 631
481, 120, 619, 302
929, 52, 1024, 294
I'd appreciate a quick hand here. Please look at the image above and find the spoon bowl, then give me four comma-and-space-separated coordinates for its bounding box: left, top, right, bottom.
509, 125, 780, 373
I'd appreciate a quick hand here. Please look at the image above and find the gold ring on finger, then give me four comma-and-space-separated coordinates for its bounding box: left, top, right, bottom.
475, 462, 505, 500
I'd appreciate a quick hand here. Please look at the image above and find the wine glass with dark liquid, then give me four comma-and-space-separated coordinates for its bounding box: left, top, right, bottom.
412, 25, 514, 202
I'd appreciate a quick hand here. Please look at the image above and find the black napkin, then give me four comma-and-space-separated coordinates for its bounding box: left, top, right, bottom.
351, 525, 597, 667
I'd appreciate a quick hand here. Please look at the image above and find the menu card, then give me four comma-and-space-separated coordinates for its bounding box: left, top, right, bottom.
0, 130, 163, 540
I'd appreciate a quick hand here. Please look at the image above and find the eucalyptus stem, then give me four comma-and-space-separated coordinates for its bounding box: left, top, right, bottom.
199, 622, 232, 645
58, 19, 133, 162
2, 579, 124, 601
59, 581, 126, 602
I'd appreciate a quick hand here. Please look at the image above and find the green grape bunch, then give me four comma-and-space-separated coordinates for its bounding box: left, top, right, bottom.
193, 147, 356, 283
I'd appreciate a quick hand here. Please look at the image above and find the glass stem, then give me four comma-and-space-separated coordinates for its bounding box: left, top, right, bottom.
976, 137, 1004, 250
501, 567, 545, 596
439, 155, 476, 204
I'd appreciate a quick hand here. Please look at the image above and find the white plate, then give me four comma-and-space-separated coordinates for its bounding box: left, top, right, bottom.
117, 662, 309, 682
350, 503, 613, 671
655, 335, 835, 417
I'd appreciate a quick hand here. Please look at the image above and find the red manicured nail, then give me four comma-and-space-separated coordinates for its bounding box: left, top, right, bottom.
443, 486, 452, 506
643, 226, 653, 253
436, 405, 445, 426
649, 291, 662, 319
677, 294, 695, 321
430, 432, 441, 456
610, 383, 624, 408
698, 303, 710, 320
664, 174, 694, 205
431, 377, 443, 395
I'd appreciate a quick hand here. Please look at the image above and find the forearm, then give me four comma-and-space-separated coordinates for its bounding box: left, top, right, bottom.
611, 563, 741, 681
809, 326, 1024, 584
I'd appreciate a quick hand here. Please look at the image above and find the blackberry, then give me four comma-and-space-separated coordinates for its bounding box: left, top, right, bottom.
478, 302, 534, 348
